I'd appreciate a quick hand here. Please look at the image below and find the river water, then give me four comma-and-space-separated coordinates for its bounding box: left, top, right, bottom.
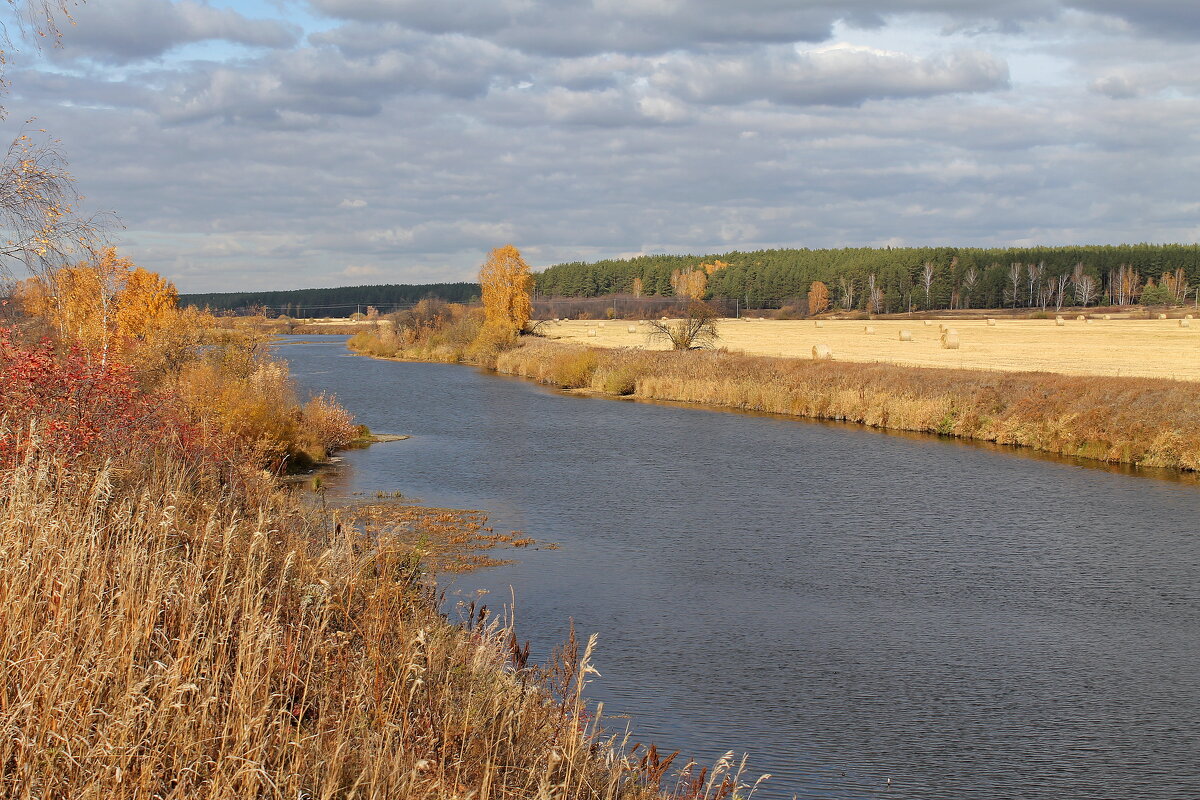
279, 336, 1200, 800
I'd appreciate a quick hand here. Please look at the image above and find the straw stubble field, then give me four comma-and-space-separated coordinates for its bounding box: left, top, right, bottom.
542, 317, 1200, 382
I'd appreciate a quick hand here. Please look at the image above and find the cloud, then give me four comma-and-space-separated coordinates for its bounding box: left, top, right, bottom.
340, 264, 383, 278
1068, 0, 1200, 40
4, 0, 1199, 294
55, 0, 301, 63
1090, 74, 1140, 100
306, 0, 1070, 55
650, 44, 1010, 107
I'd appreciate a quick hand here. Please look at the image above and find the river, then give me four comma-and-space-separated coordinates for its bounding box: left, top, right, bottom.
279, 336, 1200, 800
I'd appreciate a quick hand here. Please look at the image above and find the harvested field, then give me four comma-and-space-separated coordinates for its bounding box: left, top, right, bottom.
539, 317, 1200, 381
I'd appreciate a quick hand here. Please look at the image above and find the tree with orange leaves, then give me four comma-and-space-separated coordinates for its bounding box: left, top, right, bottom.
670, 267, 707, 300
116, 266, 179, 340
16, 247, 180, 363
479, 245, 534, 334
808, 281, 830, 316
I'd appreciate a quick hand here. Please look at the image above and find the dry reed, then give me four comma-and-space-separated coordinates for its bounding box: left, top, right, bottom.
491, 339, 1200, 473
0, 439, 750, 800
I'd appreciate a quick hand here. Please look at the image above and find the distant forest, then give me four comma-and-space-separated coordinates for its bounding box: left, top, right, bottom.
180, 282, 479, 317
179, 244, 1200, 317
536, 244, 1200, 311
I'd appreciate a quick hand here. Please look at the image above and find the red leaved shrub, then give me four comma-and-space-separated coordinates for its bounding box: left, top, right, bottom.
0, 328, 211, 469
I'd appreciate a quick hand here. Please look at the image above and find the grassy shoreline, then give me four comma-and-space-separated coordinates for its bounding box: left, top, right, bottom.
349, 332, 1200, 474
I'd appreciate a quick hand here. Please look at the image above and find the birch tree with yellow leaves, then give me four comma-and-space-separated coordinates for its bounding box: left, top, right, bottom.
479, 244, 534, 335
16, 247, 179, 364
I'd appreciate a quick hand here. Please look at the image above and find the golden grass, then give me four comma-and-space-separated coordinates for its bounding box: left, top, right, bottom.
539, 317, 1200, 381
494, 339, 1200, 473
0, 441, 759, 799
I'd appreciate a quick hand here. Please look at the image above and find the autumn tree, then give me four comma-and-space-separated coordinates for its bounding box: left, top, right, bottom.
807, 281, 829, 315
479, 244, 533, 334
17, 247, 180, 363
670, 267, 707, 300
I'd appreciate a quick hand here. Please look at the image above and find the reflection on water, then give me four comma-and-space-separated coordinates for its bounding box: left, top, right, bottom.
279, 336, 1200, 800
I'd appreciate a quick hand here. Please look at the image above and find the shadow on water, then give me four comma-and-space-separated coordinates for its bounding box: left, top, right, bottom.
277, 336, 1200, 800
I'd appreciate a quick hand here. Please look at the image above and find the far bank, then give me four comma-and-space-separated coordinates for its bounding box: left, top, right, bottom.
348, 321, 1200, 475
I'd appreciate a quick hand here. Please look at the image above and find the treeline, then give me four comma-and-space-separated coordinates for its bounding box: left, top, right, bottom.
180, 282, 480, 317
535, 244, 1200, 311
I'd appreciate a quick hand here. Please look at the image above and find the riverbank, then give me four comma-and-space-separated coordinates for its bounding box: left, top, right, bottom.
495, 339, 1200, 472
349, 330, 1200, 473
2, 285, 709, 796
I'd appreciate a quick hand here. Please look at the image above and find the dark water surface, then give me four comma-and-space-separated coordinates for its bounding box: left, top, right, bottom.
279, 336, 1200, 800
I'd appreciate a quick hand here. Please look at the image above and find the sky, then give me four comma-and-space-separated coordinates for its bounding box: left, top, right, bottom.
4, 0, 1200, 293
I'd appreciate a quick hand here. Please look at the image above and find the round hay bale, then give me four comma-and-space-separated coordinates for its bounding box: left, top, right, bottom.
1102, 314, 1111, 320
941, 332, 960, 349
812, 344, 833, 360
627, 325, 637, 333
587, 329, 597, 337
1181, 318, 1191, 328
815, 320, 824, 328
898, 329, 912, 341
924, 320, 933, 326
598, 321, 606, 327
1055, 316, 1065, 326
1158, 313, 1168, 320
864, 325, 875, 334
986, 319, 996, 326
1075, 315, 1085, 321
1187, 314, 1195, 320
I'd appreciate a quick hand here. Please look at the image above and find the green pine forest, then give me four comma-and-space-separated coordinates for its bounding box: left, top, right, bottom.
535, 244, 1200, 311
180, 244, 1200, 315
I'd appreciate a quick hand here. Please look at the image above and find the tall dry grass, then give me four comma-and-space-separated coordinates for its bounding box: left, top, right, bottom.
0, 439, 760, 799
495, 339, 1200, 472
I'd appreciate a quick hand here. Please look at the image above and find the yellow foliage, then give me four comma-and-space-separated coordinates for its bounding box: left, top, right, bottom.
17, 247, 180, 359
115, 267, 179, 340
670, 267, 708, 300
479, 244, 534, 334
808, 281, 830, 316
